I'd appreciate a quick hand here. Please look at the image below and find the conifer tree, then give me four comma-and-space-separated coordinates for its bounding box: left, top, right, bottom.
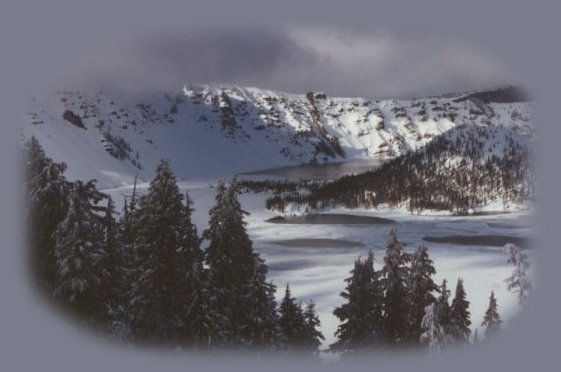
242, 253, 280, 348
53, 180, 109, 324
331, 251, 383, 356
303, 300, 324, 356
118, 177, 138, 284
128, 160, 193, 343
420, 303, 449, 354
102, 196, 130, 337
103, 197, 122, 293
436, 279, 451, 331
449, 278, 471, 344
24, 137, 70, 293
406, 244, 439, 344
205, 179, 278, 348
381, 228, 409, 345
503, 243, 531, 308
481, 291, 502, 338
278, 284, 307, 350
175, 192, 219, 347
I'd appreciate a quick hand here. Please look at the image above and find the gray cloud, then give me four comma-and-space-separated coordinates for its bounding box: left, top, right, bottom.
64, 27, 517, 99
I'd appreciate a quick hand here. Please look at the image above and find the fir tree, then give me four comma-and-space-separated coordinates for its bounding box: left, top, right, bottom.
330, 251, 383, 356
449, 278, 471, 344
278, 284, 307, 350
24, 137, 70, 293
118, 176, 139, 285
420, 303, 449, 354
102, 196, 130, 338
53, 180, 109, 324
128, 160, 194, 344
103, 197, 122, 295
381, 228, 409, 346
303, 300, 324, 356
204, 179, 278, 348
406, 244, 439, 345
481, 291, 502, 338
436, 279, 451, 332
503, 243, 531, 308
242, 253, 280, 349
175, 192, 219, 348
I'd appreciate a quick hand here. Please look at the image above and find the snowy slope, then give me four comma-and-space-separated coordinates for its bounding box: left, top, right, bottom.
22, 85, 535, 187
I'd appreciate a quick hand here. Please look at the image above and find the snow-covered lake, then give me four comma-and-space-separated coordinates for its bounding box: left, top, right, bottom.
104, 177, 535, 351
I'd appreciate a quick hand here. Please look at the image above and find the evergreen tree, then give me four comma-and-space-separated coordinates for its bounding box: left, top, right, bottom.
102, 196, 130, 338
53, 180, 109, 324
406, 244, 439, 345
503, 243, 531, 308
381, 228, 409, 346
128, 160, 194, 344
24, 137, 70, 293
204, 179, 278, 348
278, 284, 307, 350
420, 303, 449, 354
118, 176, 139, 286
330, 251, 383, 356
242, 253, 280, 349
449, 278, 471, 344
175, 192, 219, 348
436, 279, 452, 332
481, 291, 502, 338
103, 197, 122, 296
303, 300, 324, 356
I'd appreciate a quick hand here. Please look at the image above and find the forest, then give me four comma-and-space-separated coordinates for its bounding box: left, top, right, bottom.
23, 136, 530, 357
257, 126, 534, 214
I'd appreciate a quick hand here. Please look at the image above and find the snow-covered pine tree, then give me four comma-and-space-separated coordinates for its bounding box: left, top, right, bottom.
24, 137, 70, 294
242, 253, 280, 349
175, 192, 221, 348
449, 278, 471, 344
204, 179, 278, 348
128, 160, 193, 344
503, 243, 531, 308
102, 196, 131, 338
481, 291, 502, 338
278, 284, 308, 350
420, 303, 449, 354
330, 251, 384, 356
303, 300, 324, 356
53, 180, 110, 324
118, 176, 138, 284
436, 279, 451, 332
381, 228, 409, 346
406, 244, 439, 345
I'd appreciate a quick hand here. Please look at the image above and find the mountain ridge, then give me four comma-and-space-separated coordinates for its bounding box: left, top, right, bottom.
22, 84, 535, 188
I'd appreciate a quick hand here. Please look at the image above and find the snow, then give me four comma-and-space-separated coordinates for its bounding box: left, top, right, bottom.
22, 85, 535, 189
22, 84, 537, 354
101, 180, 535, 352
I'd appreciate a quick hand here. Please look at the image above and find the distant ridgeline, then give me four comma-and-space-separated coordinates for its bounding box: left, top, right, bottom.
23, 85, 534, 187
261, 125, 534, 213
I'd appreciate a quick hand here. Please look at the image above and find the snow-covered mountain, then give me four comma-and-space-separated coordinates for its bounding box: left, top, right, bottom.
22, 85, 535, 188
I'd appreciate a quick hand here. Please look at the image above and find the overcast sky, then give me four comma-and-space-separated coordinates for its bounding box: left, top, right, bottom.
65, 26, 519, 100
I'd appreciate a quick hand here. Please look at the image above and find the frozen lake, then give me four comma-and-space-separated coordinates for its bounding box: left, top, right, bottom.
238, 159, 384, 180
103, 174, 535, 352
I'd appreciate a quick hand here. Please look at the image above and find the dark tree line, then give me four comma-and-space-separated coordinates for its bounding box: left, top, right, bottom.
258, 126, 533, 214
330, 228, 501, 357
23, 137, 323, 353
23, 136, 507, 357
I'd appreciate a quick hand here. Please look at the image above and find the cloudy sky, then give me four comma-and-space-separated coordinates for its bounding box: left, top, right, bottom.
67, 26, 518, 100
